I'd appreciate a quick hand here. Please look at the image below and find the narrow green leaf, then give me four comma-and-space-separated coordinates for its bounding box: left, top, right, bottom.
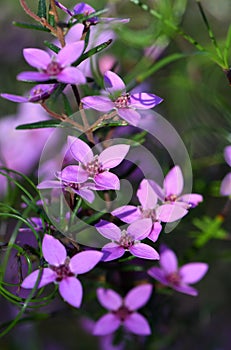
48, 12, 55, 27
37, 0, 47, 19
224, 24, 231, 69
62, 93, 73, 116
74, 39, 113, 66
16, 120, 62, 130
13, 21, 50, 32
44, 41, 60, 54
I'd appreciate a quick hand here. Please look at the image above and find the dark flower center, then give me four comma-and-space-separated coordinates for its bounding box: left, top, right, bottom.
114, 93, 130, 108
140, 207, 156, 221
166, 271, 181, 286
165, 194, 177, 202
46, 61, 62, 76
62, 181, 81, 192
50, 257, 74, 282
118, 230, 134, 249
84, 155, 103, 177
114, 305, 131, 321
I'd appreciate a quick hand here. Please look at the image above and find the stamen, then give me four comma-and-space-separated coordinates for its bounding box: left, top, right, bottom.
115, 93, 130, 108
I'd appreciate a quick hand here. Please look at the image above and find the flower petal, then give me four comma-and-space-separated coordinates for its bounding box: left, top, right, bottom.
57, 67, 86, 84
117, 108, 141, 126
129, 92, 163, 109
104, 71, 126, 96
59, 165, 88, 183
179, 263, 208, 284
17, 71, 50, 82
137, 179, 158, 210
21, 268, 56, 289
149, 179, 165, 201
127, 218, 152, 240
173, 284, 198, 296
159, 247, 178, 274
147, 267, 168, 285
69, 250, 103, 274
220, 173, 231, 196
95, 220, 121, 240
59, 277, 83, 307
37, 180, 61, 189
99, 144, 130, 169
129, 243, 159, 260
68, 136, 93, 164
124, 284, 152, 310
42, 234, 67, 266
148, 222, 162, 242
112, 205, 141, 223
224, 145, 231, 167
97, 288, 122, 311
93, 314, 121, 335
23, 48, 51, 69
156, 204, 188, 222
76, 188, 95, 203
102, 243, 125, 262
81, 95, 114, 112
0, 93, 28, 103
57, 42, 84, 66
178, 193, 203, 208
124, 312, 151, 335
164, 165, 184, 197
94, 172, 120, 190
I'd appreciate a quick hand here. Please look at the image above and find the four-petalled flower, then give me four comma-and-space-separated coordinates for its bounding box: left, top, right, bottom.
17, 42, 86, 84
94, 284, 152, 335
21, 234, 103, 307
81, 70, 163, 126
148, 246, 208, 296
95, 218, 159, 261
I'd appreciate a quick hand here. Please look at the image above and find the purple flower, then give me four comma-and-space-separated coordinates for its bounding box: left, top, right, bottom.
55, 1, 129, 24
220, 145, 231, 195
150, 165, 203, 209
0, 84, 56, 103
67, 136, 130, 190
17, 42, 86, 84
21, 234, 103, 307
37, 167, 99, 203
112, 179, 188, 242
95, 219, 159, 261
81, 71, 163, 126
148, 246, 208, 296
94, 284, 152, 335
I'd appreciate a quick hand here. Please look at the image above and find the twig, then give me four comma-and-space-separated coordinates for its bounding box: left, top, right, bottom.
41, 102, 84, 130
50, 0, 65, 47
19, 0, 56, 34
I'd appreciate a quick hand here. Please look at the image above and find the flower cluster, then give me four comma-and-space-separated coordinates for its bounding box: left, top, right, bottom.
0, 0, 210, 342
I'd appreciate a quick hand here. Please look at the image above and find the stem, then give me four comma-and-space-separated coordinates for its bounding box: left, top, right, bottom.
196, 0, 224, 62
40, 102, 84, 130
19, 0, 55, 33
79, 103, 95, 144
89, 110, 118, 132
50, 0, 65, 47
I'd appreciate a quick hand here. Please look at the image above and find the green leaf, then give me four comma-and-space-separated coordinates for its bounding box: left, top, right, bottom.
62, 93, 73, 116
223, 24, 231, 69
16, 120, 62, 130
12, 21, 50, 32
191, 215, 228, 247
74, 39, 113, 66
43, 41, 60, 54
37, 0, 47, 19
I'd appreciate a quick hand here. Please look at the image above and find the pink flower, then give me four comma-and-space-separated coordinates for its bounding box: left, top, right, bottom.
67, 136, 130, 190
148, 246, 208, 296
0, 84, 56, 103
17, 42, 86, 84
21, 234, 103, 307
150, 165, 203, 209
94, 284, 152, 335
112, 179, 188, 242
95, 219, 159, 261
220, 145, 231, 195
81, 71, 163, 126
